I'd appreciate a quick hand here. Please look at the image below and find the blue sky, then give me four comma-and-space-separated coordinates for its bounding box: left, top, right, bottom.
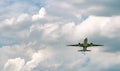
0, 0, 120, 71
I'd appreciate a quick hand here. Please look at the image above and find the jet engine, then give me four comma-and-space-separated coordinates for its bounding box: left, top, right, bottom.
78, 43, 81, 45
90, 43, 93, 45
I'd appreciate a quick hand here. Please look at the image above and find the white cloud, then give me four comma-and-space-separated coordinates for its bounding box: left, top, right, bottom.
24, 49, 53, 71
16, 13, 30, 23
31, 16, 110, 41
32, 7, 46, 21
29, 15, 120, 41
3, 47, 53, 71
0, 17, 15, 28
100, 16, 120, 38
87, 49, 120, 70
4, 58, 25, 71
41, 24, 60, 40
2, 21, 120, 71
1, 0, 120, 71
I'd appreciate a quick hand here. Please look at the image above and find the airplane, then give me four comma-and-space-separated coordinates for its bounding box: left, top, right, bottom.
67, 38, 103, 52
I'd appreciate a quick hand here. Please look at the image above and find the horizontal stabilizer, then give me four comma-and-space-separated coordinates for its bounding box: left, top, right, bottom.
78, 50, 91, 52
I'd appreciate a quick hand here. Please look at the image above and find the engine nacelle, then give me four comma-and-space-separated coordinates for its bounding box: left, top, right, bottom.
90, 43, 93, 45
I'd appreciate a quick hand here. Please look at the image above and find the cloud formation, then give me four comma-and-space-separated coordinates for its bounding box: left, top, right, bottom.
1, 0, 120, 71
4, 49, 53, 71
32, 7, 46, 21
51, 0, 120, 16
4, 58, 25, 71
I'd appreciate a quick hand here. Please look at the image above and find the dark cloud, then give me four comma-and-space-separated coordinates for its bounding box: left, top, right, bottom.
90, 35, 120, 53
101, 64, 120, 71
55, 0, 120, 16
79, 0, 120, 16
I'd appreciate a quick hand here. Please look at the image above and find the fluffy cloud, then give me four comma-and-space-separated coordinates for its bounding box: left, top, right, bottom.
4, 50, 51, 71
4, 58, 25, 71
24, 50, 53, 71
32, 7, 46, 21
1, 0, 120, 22
4, 47, 120, 71
101, 16, 120, 38
1, 0, 120, 71
2, 14, 120, 71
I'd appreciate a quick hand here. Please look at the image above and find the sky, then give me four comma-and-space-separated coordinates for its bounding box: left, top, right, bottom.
0, 0, 120, 71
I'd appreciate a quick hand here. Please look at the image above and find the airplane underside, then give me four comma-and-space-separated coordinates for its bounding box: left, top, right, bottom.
67, 38, 103, 52
78, 47, 91, 52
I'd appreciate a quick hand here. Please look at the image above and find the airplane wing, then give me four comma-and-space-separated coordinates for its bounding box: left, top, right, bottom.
92, 44, 103, 46
67, 43, 83, 47
88, 43, 103, 47
67, 44, 79, 46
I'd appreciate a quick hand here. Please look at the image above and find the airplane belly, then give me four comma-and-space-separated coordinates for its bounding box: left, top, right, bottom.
83, 47, 87, 50
83, 44, 87, 47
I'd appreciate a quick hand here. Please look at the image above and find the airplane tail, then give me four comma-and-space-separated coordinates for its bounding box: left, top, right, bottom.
78, 50, 91, 52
